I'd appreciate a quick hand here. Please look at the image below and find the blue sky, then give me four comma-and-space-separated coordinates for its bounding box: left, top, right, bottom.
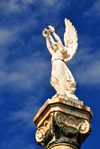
0, 0, 100, 149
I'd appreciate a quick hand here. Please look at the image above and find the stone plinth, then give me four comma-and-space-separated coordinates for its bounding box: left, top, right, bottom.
34, 96, 93, 149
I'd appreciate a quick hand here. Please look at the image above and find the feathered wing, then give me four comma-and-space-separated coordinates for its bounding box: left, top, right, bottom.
64, 18, 78, 62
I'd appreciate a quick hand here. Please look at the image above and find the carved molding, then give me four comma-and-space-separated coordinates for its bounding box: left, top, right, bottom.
35, 111, 91, 149
55, 112, 90, 134
36, 118, 52, 143
36, 126, 45, 142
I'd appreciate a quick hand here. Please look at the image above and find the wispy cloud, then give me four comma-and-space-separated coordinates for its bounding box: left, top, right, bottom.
0, 52, 50, 92
1, 135, 37, 149
84, 0, 100, 17
1, 0, 34, 14
9, 96, 41, 128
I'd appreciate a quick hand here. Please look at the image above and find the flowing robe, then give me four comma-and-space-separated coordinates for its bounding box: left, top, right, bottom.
50, 50, 76, 95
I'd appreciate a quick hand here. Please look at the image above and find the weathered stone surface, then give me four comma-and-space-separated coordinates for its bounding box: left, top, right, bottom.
34, 97, 93, 149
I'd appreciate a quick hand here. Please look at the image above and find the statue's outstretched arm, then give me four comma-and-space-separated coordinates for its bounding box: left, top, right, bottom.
48, 26, 63, 47
52, 32, 63, 47
49, 35, 55, 44
46, 37, 54, 55
42, 29, 54, 55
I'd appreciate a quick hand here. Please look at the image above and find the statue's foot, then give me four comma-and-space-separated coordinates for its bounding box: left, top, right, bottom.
53, 92, 78, 100
54, 92, 65, 99
53, 94, 58, 98
59, 95, 64, 99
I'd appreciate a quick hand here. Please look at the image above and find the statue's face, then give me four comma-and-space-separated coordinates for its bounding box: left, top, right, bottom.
52, 44, 58, 52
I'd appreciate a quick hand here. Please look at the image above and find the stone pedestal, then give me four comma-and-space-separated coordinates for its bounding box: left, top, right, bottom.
34, 96, 93, 149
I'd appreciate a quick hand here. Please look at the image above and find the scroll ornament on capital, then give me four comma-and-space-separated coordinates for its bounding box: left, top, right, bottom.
35, 112, 91, 149
43, 18, 78, 100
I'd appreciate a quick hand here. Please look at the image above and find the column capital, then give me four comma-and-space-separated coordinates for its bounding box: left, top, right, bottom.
34, 97, 93, 149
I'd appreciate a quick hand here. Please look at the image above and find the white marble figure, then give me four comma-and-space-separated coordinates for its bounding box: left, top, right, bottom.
42, 18, 78, 99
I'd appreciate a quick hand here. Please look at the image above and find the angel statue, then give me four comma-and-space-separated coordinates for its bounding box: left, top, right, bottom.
42, 18, 78, 100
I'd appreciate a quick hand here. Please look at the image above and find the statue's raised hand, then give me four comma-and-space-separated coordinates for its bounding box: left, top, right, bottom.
42, 28, 50, 38
48, 26, 55, 33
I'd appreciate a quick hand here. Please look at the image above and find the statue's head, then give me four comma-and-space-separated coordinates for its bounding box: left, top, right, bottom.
52, 42, 58, 52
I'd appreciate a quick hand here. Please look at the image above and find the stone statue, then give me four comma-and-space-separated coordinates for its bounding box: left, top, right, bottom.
43, 18, 78, 99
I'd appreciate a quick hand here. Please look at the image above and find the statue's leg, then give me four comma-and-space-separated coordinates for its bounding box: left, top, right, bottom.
65, 80, 78, 100
50, 76, 65, 98
50, 76, 60, 93
66, 79, 76, 94
51, 60, 65, 96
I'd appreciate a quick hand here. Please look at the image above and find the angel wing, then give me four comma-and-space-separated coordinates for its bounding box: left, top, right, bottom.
64, 18, 78, 62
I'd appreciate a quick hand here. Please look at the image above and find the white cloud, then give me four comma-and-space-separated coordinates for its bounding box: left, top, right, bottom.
0, 15, 38, 48
0, 29, 16, 46
1, 135, 37, 149
0, 1, 51, 93
22, 0, 34, 4
1, 0, 20, 13
74, 57, 100, 85
84, 0, 100, 17
40, 0, 71, 16
43, 0, 61, 6
1, 0, 35, 14
8, 95, 42, 129
0, 52, 50, 91
1, 0, 66, 15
